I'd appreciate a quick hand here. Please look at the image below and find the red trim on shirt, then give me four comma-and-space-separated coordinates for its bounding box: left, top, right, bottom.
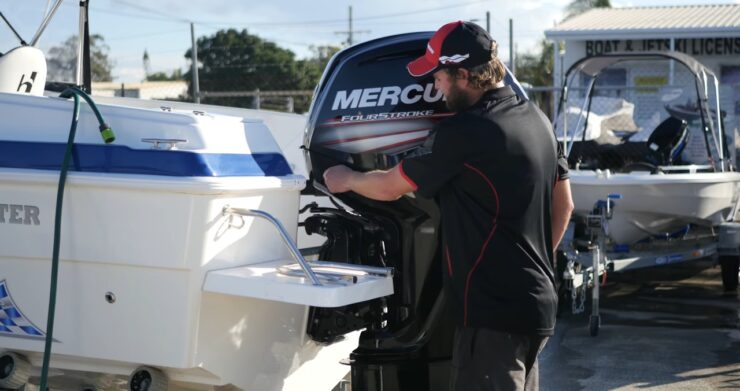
398, 160, 419, 191
364, 137, 428, 153
462, 163, 500, 327
446, 245, 453, 277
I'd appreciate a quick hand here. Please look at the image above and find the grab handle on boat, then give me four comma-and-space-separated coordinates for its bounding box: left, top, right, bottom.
141, 138, 188, 150
222, 206, 322, 286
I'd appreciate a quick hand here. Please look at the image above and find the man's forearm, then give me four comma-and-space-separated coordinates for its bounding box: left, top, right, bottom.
552, 179, 574, 250
324, 164, 416, 201
348, 170, 404, 201
552, 212, 572, 250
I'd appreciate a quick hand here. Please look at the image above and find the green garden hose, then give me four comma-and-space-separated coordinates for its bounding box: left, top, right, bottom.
39, 87, 115, 390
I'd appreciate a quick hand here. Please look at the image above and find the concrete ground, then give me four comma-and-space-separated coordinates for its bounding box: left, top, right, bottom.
540, 258, 740, 391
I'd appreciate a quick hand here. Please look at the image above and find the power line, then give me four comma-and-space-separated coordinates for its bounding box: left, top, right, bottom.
90, 0, 490, 28
196, 42, 316, 50
59, 1, 179, 23
106, 28, 189, 41
114, 0, 190, 23
70, 0, 550, 50
349, 0, 489, 22
347, 18, 476, 27
112, 49, 187, 59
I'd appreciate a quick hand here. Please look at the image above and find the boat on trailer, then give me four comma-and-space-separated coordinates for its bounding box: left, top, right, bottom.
551, 52, 740, 335
554, 51, 740, 247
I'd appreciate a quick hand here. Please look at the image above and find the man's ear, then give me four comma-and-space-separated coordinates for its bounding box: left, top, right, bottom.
454, 68, 470, 88
454, 68, 468, 79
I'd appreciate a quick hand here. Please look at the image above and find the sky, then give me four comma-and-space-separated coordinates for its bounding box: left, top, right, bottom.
1, 0, 737, 83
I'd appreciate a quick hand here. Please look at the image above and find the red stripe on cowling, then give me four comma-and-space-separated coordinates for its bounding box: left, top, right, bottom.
462, 163, 500, 327
398, 160, 418, 191
321, 113, 453, 127
364, 137, 427, 153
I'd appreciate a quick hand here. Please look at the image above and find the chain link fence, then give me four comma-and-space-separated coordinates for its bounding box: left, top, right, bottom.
200, 89, 313, 113
91, 82, 314, 113
92, 81, 189, 100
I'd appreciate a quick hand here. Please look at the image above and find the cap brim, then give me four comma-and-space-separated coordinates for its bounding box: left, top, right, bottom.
407, 55, 439, 78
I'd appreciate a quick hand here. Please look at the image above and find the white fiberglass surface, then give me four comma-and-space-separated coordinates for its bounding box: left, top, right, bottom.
1, 92, 279, 155
569, 170, 740, 185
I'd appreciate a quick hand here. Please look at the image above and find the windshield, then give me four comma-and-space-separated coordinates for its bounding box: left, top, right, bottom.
553, 58, 726, 171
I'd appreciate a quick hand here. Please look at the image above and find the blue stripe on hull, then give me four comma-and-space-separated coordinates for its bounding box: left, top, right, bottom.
0, 141, 292, 177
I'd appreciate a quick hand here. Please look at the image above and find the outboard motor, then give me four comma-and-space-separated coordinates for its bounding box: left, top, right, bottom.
303, 32, 527, 390
303, 32, 452, 391
0, 46, 47, 96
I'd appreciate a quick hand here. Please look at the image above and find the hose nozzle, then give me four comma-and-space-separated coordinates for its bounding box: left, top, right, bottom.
60, 86, 115, 144
99, 123, 115, 144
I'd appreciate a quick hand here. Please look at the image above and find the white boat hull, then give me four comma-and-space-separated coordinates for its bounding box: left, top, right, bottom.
569, 170, 740, 244
0, 92, 391, 390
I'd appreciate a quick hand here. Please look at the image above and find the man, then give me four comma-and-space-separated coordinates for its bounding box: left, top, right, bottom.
324, 21, 573, 391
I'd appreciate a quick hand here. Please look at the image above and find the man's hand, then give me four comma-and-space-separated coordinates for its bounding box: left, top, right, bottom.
323, 165, 356, 193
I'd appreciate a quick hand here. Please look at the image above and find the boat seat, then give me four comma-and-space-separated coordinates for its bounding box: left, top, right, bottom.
646, 116, 688, 166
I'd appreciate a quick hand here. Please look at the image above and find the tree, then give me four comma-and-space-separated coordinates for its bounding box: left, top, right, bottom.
516, 40, 555, 88
564, 0, 611, 20
305, 45, 342, 75
47, 34, 114, 82
516, 39, 558, 117
185, 29, 301, 108
146, 69, 184, 81
184, 29, 340, 112
513, 0, 611, 117
295, 45, 342, 87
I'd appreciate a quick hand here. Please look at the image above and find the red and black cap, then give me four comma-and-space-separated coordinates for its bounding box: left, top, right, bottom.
407, 21, 494, 78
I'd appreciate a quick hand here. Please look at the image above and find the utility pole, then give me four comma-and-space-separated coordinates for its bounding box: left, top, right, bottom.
509, 18, 515, 75
190, 22, 200, 104
349, 6, 353, 46
335, 6, 369, 47
486, 11, 490, 33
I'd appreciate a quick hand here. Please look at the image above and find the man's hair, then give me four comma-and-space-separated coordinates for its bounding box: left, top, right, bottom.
444, 41, 506, 90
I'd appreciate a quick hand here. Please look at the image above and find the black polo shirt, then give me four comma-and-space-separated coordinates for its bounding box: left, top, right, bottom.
399, 85, 567, 336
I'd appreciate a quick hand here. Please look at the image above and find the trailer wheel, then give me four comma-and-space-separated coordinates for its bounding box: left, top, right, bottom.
589, 315, 600, 337
128, 366, 168, 391
0, 352, 31, 390
719, 256, 739, 296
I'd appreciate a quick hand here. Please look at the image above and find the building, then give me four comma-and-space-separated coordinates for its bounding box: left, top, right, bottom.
92, 81, 188, 100
545, 4, 740, 164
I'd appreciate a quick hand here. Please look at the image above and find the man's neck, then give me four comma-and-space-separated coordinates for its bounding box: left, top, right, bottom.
460, 81, 507, 111
473, 81, 506, 100
467, 88, 486, 105
485, 81, 506, 93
